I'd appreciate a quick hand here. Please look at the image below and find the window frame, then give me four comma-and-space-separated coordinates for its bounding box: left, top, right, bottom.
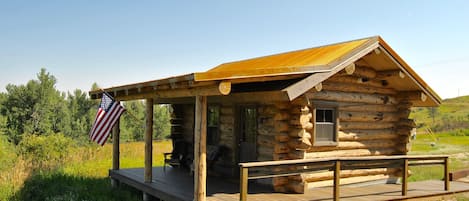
206, 104, 220, 146
312, 102, 339, 147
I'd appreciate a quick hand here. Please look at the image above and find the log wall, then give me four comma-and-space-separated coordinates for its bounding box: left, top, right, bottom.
295, 66, 415, 189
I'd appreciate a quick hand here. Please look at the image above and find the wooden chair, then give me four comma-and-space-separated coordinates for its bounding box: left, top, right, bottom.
163, 140, 190, 171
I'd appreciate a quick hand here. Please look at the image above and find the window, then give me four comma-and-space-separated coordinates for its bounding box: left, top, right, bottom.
207, 105, 220, 145
314, 107, 337, 146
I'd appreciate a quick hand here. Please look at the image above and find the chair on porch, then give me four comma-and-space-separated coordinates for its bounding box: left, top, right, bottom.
163, 140, 192, 171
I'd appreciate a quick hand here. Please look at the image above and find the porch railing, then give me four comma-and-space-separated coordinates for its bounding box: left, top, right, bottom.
239, 155, 449, 201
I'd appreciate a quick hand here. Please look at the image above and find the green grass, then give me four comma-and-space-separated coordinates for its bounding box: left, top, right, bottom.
408, 132, 469, 182
0, 140, 172, 201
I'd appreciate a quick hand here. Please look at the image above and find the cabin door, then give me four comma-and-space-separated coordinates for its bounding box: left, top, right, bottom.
236, 105, 257, 163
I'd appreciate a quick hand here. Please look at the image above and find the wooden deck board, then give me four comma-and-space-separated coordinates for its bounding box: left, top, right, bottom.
110, 167, 469, 201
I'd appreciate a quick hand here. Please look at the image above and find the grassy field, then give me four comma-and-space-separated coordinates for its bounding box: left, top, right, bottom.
0, 140, 172, 201
409, 131, 469, 182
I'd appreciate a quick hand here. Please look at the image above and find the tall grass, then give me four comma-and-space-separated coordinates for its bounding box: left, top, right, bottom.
0, 140, 172, 201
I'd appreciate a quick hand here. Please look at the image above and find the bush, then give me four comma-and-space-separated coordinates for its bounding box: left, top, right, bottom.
17, 134, 77, 170
0, 135, 16, 171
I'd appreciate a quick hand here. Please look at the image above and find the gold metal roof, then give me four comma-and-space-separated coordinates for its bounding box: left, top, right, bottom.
194, 38, 371, 81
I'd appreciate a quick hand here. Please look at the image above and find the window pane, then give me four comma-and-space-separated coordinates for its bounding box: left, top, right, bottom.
316, 109, 324, 122
324, 109, 333, 122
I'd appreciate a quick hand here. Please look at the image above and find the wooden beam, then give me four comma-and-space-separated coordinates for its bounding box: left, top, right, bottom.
218, 80, 231, 95
399, 91, 427, 102
334, 161, 341, 201
377, 70, 406, 79
402, 159, 408, 196
144, 98, 153, 183
194, 96, 207, 201
344, 63, 355, 75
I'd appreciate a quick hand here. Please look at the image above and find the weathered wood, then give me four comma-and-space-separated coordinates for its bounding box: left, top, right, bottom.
338, 130, 399, 141
240, 167, 248, 201
303, 168, 398, 182
307, 91, 398, 105
112, 120, 120, 171
274, 143, 291, 154
274, 121, 290, 132
340, 66, 376, 78
144, 98, 153, 183
304, 148, 395, 158
339, 122, 395, 130
340, 104, 398, 112
275, 133, 290, 142
344, 63, 355, 75
322, 81, 397, 95
377, 70, 406, 79
289, 129, 312, 138
287, 138, 312, 150
399, 91, 427, 102
258, 135, 275, 147
273, 153, 289, 160
194, 96, 207, 201
218, 80, 231, 95
287, 181, 306, 194
274, 112, 290, 121
339, 111, 399, 122
334, 161, 340, 201
314, 83, 323, 92
402, 159, 408, 196
272, 177, 289, 186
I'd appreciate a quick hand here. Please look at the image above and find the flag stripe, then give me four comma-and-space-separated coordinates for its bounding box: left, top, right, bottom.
92, 103, 119, 141
97, 108, 124, 145
89, 93, 125, 146
95, 104, 122, 144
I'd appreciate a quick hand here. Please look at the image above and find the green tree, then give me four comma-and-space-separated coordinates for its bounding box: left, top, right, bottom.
1, 68, 70, 144
67, 89, 97, 141
153, 104, 170, 140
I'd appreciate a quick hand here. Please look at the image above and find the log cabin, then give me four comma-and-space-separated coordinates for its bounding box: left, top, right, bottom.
89, 36, 443, 200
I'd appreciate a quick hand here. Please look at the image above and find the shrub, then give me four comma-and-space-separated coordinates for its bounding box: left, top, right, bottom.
17, 134, 77, 170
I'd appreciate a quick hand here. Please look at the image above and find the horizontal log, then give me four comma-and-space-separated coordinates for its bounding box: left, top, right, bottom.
273, 177, 289, 186
287, 138, 312, 150
289, 106, 311, 114
275, 132, 290, 142
220, 116, 234, 124
287, 181, 306, 194
397, 118, 416, 127
273, 185, 288, 193
398, 91, 427, 102
288, 150, 305, 159
291, 97, 309, 106
274, 121, 290, 132
376, 70, 405, 79
344, 63, 356, 75
274, 112, 290, 121
258, 105, 279, 115
338, 130, 398, 141
220, 107, 233, 115
274, 102, 290, 110
273, 153, 289, 160
257, 154, 273, 161
308, 91, 398, 105
258, 147, 273, 157
275, 144, 291, 154
322, 81, 397, 95
302, 168, 398, 182
289, 129, 312, 138
339, 66, 377, 78
339, 111, 399, 122
305, 148, 396, 158
328, 75, 385, 88
339, 122, 395, 130
339, 104, 398, 113
258, 135, 276, 147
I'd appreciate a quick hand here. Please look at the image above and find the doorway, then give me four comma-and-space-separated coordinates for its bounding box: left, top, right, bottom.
236, 105, 258, 163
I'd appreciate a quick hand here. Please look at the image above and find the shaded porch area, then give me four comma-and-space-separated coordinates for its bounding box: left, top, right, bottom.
110, 167, 469, 201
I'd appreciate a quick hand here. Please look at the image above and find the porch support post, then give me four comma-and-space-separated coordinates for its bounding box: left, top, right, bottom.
111, 120, 120, 187
401, 159, 408, 196
194, 95, 207, 201
144, 98, 154, 183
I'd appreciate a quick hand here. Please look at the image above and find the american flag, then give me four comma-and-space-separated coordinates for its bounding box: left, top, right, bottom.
89, 92, 125, 146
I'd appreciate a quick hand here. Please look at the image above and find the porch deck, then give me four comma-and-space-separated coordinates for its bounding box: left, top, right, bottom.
110, 167, 469, 201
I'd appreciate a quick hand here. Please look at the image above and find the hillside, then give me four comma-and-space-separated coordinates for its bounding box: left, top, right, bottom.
410, 95, 469, 133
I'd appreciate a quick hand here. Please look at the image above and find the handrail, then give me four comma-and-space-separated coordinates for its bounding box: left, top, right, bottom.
239, 155, 449, 201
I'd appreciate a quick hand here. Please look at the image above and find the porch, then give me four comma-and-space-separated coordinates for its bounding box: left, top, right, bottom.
110, 166, 469, 201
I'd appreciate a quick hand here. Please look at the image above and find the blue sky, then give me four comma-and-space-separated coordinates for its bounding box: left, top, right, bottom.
1, 1, 468, 99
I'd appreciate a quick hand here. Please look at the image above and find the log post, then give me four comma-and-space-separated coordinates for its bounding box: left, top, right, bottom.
111, 120, 120, 187
334, 160, 340, 201
401, 159, 408, 196
240, 167, 248, 201
194, 95, 207, 201
444, 157, 450, 191
144, 98, 153, 183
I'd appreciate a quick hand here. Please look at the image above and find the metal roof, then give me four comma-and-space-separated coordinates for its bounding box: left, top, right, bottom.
194, 37, 371, 81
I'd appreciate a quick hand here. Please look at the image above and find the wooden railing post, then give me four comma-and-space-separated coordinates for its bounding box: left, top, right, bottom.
111, 120, 120, 188
240, 166, 248, 201
144, 98, 153, 183
444, 157, 450, 191
194, 95, 207, 201
334, 160, 340, 201
401, 159, 408, 196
